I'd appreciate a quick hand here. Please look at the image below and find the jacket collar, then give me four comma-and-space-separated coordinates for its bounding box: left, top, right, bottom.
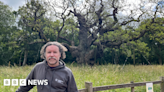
43, 60, 65, 70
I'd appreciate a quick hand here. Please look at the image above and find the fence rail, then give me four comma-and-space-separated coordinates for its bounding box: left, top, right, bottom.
78, 77, 164, 92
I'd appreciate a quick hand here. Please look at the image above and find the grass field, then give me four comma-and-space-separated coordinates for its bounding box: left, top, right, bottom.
1, 64, 164, 92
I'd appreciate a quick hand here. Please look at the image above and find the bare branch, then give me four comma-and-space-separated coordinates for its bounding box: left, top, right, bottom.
152, 3, 159, 23
112, 0, 118, 24
28, 40, 46, 44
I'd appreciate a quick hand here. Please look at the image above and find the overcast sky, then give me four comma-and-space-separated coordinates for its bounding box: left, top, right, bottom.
0, 0, 26, 11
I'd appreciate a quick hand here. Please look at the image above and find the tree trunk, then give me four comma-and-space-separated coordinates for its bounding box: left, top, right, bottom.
159, 57, 162, 65
23, 49, 28, 66
133, 49, 135, 66
114, 50, 117, 64
65, 43, 100, 66
74, 39, 89, 64
66, 12, 100, 65
158, 44, 162, 65
114, 49, 119, 64
76, 13, 90, 64
19, 49, 24, 66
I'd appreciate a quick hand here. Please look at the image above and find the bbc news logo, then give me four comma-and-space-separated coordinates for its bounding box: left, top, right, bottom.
4, 79, 48, 86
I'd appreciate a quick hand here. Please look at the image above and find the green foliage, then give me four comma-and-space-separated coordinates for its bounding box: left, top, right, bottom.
144, 18, 164, 44
0, 1, 15, 32
0, 1, 19, 65
121, 40, 150, 59
98, 24, 150, 64
18, 0, 47, 36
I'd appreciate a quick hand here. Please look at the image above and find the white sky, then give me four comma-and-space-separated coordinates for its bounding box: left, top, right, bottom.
0, 0, 161, 19
0, 0, 158, 13
0, 0, 143, 11
0, 0, 26, 11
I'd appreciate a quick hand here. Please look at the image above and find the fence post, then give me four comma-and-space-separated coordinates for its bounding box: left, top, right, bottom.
85, 82, 93, 92
131, 81, 134, 92
161, 77, 164, 92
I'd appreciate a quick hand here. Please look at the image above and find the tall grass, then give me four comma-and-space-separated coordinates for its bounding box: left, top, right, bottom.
1, 64, 164, 92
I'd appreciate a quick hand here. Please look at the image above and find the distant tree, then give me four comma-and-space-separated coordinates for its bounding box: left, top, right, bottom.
17, 0, 49, 65
139, 18, 164, 65
0, 1, 18, 65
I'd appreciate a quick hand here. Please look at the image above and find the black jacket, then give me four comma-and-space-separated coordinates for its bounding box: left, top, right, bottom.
16, 60, 78, 92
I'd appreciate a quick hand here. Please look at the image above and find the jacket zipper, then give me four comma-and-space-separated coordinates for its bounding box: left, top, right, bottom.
50, 69, 54, 92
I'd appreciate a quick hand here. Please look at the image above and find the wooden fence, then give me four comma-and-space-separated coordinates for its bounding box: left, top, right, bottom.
78, 77, 164, 92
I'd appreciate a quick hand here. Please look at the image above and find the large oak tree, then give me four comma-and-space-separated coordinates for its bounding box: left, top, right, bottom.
44, 0, 164, 65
